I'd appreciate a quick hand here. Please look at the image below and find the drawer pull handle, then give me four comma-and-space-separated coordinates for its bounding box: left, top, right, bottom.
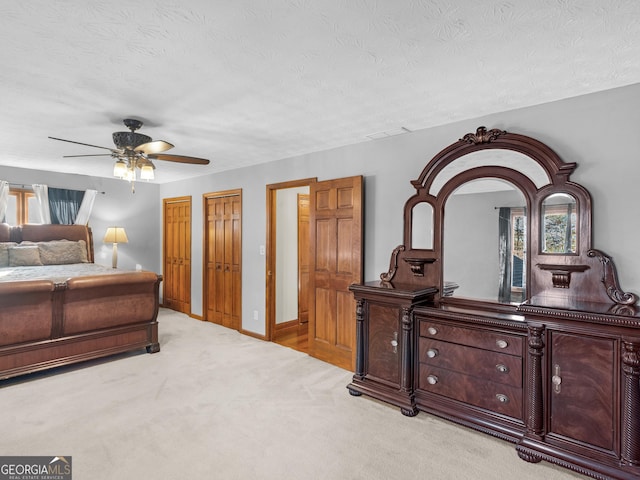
426, 375, 438, 385
552, 364, 562, 394
496, 394, 509, 404
427, 327, 438, 335
426, 348, 439, 359
496, 339, 509, 349
391, 332, 398, 353
496, 364, 509, 374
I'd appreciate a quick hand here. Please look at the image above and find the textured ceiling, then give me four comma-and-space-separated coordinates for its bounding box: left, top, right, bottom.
1, 0, 639, 183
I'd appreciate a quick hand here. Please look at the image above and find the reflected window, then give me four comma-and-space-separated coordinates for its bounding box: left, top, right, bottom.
510, 208, 526, 298
542, 193, 577, 254
498, 206, 526, 303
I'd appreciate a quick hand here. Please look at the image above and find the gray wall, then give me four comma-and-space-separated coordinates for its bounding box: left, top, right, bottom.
162, 82, 640, 336
2, 83, 638, 337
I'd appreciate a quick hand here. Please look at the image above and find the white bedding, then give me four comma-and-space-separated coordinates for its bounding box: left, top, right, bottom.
0, 263, 129, 283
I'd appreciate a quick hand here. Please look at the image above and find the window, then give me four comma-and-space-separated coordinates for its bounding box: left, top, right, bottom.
543, 209, 576, 252
543, 206, 576, 253
498, 205, 527, 304
2, 189, 39, 225
541, 194, 577, 254
510, 208, 526, 295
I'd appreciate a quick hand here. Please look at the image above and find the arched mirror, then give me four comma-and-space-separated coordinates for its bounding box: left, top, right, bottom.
411, 202, 434, 250
383, 127, 616, 305
444, 178, 527, 304
541, 193, 577, 254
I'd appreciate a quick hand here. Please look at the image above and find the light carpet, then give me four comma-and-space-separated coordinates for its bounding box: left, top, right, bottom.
1, 308, 586, 479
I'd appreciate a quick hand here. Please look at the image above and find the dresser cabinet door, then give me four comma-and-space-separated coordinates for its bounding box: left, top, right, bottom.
548, 332, 616, 452
366, 303, 400, 387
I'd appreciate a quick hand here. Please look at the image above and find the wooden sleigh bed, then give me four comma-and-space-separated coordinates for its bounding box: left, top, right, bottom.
0, 223, 162, 380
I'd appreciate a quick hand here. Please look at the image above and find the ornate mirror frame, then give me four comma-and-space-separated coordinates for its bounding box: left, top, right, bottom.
382, 126, 637, 308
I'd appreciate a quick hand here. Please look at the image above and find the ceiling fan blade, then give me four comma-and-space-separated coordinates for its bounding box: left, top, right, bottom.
134, 140, 174, 155
63, 154, 114, 158
148, 153, 210, 165
49, 136, 115, 152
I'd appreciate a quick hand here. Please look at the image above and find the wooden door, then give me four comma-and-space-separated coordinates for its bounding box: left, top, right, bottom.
204, 190, 242, 330
297, 194, 310, 324
308, 176, 363, 371
163, 196, 192, 314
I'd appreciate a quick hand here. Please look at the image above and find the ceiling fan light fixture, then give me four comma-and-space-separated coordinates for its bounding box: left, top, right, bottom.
113, 159, 127, 178
50, 118, 210, 194
140, 164, 154, 181
124, 166, 136, 182
113, 131, 152, 150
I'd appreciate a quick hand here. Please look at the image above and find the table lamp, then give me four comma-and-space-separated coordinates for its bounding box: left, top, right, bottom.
103, 227, 128, 268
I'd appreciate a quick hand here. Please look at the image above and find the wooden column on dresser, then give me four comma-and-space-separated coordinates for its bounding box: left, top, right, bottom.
348, 281, 437, 416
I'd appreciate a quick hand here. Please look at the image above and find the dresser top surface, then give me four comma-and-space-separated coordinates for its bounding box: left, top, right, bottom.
520, 295, 640, 320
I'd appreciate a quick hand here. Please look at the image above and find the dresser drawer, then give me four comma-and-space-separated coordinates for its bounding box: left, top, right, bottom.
418, 338, 522, 388
419, 320, 523, 356
418, 365, 523, 419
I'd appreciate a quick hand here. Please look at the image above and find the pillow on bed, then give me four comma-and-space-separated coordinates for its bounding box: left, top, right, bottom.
0, 242, 18, 267
8, 245, 43, 266
38, 240, 89, 265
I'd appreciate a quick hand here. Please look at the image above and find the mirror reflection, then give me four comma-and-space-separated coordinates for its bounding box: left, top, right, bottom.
411, 202, 434, 249
541, 193, 577, 254
429, 149, 550, 196
444, 178, 526, 304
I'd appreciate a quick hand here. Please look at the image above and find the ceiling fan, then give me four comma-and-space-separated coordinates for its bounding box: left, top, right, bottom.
49, 118, 210, 192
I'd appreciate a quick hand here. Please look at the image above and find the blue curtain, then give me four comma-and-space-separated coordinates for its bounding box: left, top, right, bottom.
48, 187, 85, 225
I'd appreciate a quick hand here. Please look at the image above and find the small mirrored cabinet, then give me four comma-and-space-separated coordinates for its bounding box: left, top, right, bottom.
348, 127, 640, 480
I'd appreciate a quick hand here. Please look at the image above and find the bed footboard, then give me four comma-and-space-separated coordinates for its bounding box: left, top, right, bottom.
0, 273, 162, 380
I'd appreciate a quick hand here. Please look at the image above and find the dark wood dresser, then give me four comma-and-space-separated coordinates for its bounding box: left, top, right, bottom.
348, 127, 640, 480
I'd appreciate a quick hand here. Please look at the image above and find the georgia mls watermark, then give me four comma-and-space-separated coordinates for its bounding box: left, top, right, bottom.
0, 456, 71, 480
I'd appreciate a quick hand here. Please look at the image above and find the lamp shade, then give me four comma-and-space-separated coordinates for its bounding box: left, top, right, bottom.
103, 227, 129, 244
140, 164, 154, 180
113, 160, 127, 178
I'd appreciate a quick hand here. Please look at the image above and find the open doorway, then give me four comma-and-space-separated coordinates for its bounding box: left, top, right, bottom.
266, 179, 315, 353
266, 175, 363, 371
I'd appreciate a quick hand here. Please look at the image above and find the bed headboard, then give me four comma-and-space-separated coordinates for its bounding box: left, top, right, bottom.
0, 223, 10, 243
0, 223, 94, 262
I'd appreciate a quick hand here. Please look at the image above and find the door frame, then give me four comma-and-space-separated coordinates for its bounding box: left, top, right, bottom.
265, 178, 317, 341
